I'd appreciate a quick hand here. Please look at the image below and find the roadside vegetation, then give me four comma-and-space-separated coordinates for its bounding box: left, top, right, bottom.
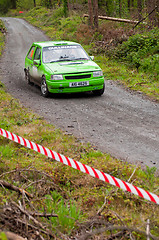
0, 20, 5, 56
0, 5, 159, 239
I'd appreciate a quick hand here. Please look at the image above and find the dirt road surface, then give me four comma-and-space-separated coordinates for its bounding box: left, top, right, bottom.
0, 17, 159, 169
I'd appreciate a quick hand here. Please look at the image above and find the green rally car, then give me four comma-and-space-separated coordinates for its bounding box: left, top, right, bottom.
24, 41, 105, 97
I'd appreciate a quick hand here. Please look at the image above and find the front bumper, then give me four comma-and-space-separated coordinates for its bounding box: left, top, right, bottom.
46, 77, 105, 94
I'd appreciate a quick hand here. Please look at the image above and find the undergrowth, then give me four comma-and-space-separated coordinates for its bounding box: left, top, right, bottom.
0, 77, 159, 238
0, 20, 5, 56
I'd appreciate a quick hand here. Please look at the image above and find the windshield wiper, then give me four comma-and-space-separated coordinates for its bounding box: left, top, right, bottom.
73, 58, 88, 60
49, 59, 72, 63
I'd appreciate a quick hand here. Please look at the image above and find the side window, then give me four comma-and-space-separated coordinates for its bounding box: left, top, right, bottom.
34, 47, 41, 60
27, 46, 35, 60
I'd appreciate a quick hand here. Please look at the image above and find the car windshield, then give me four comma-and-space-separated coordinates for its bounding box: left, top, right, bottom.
42, 45, 90, 63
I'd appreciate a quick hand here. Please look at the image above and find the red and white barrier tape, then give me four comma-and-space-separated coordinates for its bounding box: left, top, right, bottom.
0, 128, 159, 205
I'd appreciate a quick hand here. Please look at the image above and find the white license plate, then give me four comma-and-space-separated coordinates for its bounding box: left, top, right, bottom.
69, 81, 89, 87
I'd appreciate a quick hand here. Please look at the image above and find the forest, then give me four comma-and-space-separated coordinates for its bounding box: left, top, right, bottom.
0, 0, 159, 28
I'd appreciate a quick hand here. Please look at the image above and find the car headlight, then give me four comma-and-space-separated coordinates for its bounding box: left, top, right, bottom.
51, 74, 63, 80
93, 71, 103, 77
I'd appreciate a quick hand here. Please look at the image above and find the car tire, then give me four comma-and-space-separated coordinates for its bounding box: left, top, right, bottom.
41, 77, 50, 97
25, 69, 33, 85
93, 83, 105, 96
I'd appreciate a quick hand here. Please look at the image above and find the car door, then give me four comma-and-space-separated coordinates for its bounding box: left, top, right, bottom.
25, 46, 35, 82
31, 47, 43, 85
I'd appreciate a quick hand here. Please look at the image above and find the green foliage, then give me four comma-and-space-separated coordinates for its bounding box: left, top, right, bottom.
115, 28, 159, 80
0, 145, 14, 158
24, 7, 81, 41
144, 166, 157, 186
141, 54, 159, 76
0, 232, 7, 240
16, 0, 34, 10
0, 0, 11, 14
0, 20, 5, 55
63, 0, 68, 18
44, 191, 81, 233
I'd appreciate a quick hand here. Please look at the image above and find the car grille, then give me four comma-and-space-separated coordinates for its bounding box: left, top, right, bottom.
65, 74, 91, 80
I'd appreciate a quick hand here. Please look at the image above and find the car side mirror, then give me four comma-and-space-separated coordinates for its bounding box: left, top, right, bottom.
90, 56, 94, 61
34, 60, 41, 66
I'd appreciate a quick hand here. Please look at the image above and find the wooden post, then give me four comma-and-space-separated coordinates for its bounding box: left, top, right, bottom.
146, 219, 150, 240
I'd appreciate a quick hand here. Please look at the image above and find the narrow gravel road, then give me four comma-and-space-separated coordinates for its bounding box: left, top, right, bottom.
1, 17, 159, 169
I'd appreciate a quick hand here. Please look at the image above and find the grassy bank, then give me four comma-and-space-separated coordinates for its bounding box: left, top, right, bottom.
0, 17, 159, 239
0, 20, 5, 56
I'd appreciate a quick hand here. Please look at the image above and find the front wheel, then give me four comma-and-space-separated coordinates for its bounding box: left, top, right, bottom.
41, 78, 50, 97
93, 83, 105, 96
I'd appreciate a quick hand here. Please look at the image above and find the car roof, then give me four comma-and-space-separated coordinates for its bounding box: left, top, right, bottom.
33, 41, 80, 48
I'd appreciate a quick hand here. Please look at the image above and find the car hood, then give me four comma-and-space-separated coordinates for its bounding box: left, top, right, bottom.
45, 60, 101, 74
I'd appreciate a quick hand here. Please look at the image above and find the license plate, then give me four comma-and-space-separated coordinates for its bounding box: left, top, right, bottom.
69, 81, 89, 87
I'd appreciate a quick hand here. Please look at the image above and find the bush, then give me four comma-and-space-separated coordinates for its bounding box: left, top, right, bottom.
114, 28, 159, 78
16, 0, 34, 10
141, 54, 159, 75
116, 28, 159, 59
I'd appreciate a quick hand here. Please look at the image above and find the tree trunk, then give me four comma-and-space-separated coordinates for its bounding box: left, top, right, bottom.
128, 0, 130, 12
33, 0, 36, 7
155, 0, 159, 26
49, 0, 52, 8
119, 0, 121, 18
93, 0, 98, 29
83, 14, 140, 24
137, 0, 142, 21
64, 0, 69, 17
11, 0, 16, 9
147, 0, 159, 26
88, 0, 94, 28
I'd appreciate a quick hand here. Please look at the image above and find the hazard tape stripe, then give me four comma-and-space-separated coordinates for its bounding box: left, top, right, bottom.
0, 128, 159, 205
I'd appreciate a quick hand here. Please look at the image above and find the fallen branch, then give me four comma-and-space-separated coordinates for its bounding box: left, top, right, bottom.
31, 212, 58, 218
97, 196, 107, 215
77, 225, 159, 240
11, 201, 52, 235
0, 231, 26, 240
133, 6, 158, 28
0, 180, 33, 198
106, 230, 127, 240
83, 14, 144, 24
0, 213, 54, 238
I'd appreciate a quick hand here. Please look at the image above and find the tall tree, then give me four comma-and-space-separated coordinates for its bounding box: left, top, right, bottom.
88, 0, 99, 29
10, 0, 16, 9
0, 0, 11, 13
128, 0, 130, 12
146, 0, 158, 26
156, 0, 159, 26
33, 0, 36, 7
119, 0, 122, 17
137, 0, 142, 20
93, 0, 98, 29
63, 0, 69, 17
88, 0, 94, 28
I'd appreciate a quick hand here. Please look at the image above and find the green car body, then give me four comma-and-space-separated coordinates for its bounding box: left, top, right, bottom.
24, 41, 105, 97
